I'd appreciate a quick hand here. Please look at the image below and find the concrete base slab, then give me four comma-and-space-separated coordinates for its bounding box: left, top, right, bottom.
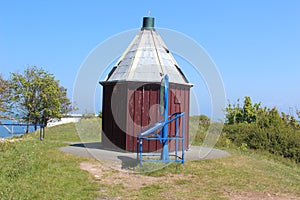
60, 142, 230, 171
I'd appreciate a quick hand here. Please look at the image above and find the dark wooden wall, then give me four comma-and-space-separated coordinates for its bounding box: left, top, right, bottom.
101, 83, 128, 150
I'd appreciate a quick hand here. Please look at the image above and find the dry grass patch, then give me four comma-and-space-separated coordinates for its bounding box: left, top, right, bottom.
80, 152, 300, 199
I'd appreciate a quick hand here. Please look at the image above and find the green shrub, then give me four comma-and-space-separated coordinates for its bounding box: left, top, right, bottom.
223, 96, 300, 162
223, 123, 300, 162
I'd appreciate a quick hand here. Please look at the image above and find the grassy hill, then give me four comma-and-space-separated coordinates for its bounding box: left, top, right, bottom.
0, 118, 300, 199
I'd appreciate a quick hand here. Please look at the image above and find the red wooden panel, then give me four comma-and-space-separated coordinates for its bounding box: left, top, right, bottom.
180, 87, 185, 150
141, 85, 150, 152
168, 85, 191, 151
168, 88, 175, 151
149, 86, 161, 152
177, 86, 183, 112
127, 83, 162, 152
141, 85, 150, 127
185, 88, 190, 149
126, 88, 135, 151
176, 86, 183, 151
132, 89, 142, 151
181, 87, 188, 150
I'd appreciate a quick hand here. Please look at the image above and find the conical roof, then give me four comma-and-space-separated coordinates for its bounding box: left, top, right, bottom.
105, 17, 190, 85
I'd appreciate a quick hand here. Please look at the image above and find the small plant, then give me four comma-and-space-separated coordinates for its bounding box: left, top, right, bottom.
82, 113, 96, 119
0, 139, 16, 152
238, 143, 248, 151
98, 110, 102, 118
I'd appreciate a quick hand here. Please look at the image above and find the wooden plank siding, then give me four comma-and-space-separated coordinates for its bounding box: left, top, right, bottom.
101, 82, 190, 152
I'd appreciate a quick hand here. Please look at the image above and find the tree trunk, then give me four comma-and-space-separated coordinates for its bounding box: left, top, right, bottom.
39, 124, 46, 141
39, 127, 43, 141
43, 126, 45, 139
39, 119, 46, 141
26, 116, 30, 133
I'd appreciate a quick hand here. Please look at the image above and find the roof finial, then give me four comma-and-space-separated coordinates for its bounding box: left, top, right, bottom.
148, 10, 151, 16
142, 16, 155, 30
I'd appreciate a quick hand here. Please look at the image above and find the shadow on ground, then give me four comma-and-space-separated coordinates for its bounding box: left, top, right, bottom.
70, 142, 127, 152
117, 156, 139, 169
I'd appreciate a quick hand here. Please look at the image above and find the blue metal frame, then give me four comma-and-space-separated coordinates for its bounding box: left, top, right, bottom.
137, 75, 185, 167
138, 112, 185, 166
161, 75, 169, 161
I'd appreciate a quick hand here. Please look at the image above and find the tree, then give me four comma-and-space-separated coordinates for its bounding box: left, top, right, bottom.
59, 86, 72, 115
225, 96, 300, 128
225, 98, 247, 124
0, 74, 11, 118
243, 96, 260, 123
267, 107, 283, 126
10, 66, 71, 137
225, 96, 261, 124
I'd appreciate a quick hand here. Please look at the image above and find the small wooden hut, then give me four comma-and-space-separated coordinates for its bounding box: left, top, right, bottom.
100, 17, 192, 152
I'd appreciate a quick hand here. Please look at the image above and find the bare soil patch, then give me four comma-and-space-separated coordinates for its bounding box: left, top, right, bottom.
80, 161, 163, 190
80, 161, 299, 200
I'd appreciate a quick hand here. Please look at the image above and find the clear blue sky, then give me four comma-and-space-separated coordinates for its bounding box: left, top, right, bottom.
1, 1, 299, 116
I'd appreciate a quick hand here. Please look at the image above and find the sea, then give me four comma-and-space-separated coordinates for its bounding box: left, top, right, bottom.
0, 119, 35, 138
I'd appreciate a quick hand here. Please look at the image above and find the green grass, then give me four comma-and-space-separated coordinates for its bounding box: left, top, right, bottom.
1, 117, 300, 199
0, 122, 99, 200
75, 117, 101, 142
137, 153, 300, 199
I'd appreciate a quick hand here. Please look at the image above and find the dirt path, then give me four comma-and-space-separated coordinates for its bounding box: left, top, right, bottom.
80, 161, 298, 200
80, 161, 162, 190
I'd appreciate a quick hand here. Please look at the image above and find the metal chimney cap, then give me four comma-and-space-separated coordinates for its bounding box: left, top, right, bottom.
142, 17, 155, 30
